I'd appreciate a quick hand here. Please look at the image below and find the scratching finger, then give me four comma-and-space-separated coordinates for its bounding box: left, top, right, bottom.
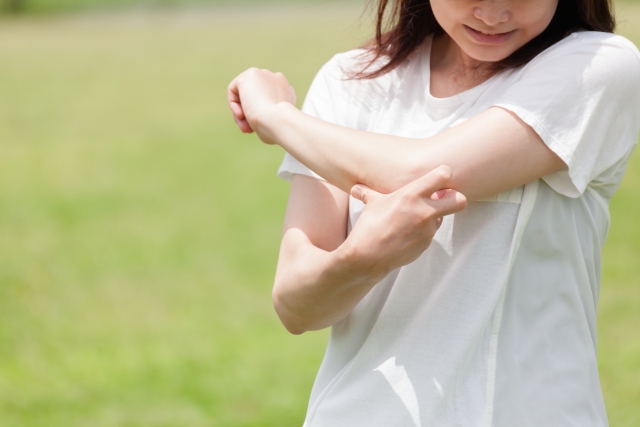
408, 165, 453, 199
428, 189, 467, 217
351, 184, 382, 205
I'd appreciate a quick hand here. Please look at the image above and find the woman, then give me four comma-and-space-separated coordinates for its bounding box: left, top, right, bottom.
228, 0, 640, 425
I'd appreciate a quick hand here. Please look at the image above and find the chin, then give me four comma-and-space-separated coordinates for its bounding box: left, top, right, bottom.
464, 45, 516, 64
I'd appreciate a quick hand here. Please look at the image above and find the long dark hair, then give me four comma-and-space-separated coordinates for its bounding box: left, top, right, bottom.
354, 0, 616, 79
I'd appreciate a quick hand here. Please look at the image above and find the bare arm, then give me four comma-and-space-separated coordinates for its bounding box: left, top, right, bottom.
273, 175, 357, 334
228, 69, 543, 334
259, 103, 565, 199
228, 69, 566, 200
274, 169, 465, 334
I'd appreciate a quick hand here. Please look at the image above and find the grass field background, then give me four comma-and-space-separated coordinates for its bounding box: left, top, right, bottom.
0, 1, 638, 426
0, 0, 362, 15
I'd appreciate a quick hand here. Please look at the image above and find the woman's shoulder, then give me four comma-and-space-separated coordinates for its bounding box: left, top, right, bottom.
318, 49, 394, 85
324, 49, 369, 73
575, 31, 640, 53
533, 31, 640, 67
311, 48, 400, 106
545, 31, 639, 52
510, 31, 640, 94
303, 49, 394, 126
321, 40, 431, 82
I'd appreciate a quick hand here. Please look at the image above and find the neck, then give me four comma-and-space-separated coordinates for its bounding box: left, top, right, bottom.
430, 33, 493, 92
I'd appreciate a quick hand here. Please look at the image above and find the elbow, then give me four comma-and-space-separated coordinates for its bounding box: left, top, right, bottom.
278, 309, 308, 336
272, 286, 309, 335
282, 321, 307, 336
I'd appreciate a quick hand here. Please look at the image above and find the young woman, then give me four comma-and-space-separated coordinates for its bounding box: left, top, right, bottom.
228, 0, 640, 425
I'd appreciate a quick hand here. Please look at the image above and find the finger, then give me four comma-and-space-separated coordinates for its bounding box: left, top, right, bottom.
227, 76, 242, 105
351, 184, 382, 205
429, 189, 448, 201
436, 217, 443, 230
408, 165, 453, 198
227, 78, 247, 121
229, 101, 246, 122
228, 76, 255, 133
233, 114, 254, 133
428, 189, 467, 217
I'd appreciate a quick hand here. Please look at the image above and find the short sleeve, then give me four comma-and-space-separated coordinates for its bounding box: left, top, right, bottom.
493, 33, 640, 198
277, 53, 353, 182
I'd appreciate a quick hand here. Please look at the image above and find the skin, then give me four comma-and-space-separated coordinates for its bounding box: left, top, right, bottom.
430, 0, 558, 96
227, 0, 565, 334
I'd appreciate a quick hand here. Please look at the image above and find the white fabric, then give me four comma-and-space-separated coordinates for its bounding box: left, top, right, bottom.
277, 32, 640, 427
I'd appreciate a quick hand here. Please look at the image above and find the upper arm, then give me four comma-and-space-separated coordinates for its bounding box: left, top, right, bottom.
338, 36, 639, 201
434, 36, 640, 201
418, 106, 566, 201
275, 174, 349, 282
433, 37, 640, 201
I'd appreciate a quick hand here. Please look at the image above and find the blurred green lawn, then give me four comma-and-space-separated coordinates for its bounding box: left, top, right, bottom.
0, 2, 638, 426
0, 0, 335, 15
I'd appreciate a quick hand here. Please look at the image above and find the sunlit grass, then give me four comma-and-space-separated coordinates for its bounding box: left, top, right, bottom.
0, 4, 367, 426
0, 0, 342, 15
0, 1, 638, 426
597, 3, 640, 427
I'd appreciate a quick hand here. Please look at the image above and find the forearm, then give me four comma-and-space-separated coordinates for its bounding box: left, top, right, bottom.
273, 165, 467, 335
273, 229, 387, 335
258, 103, 565, 201
258, 102, 421, 195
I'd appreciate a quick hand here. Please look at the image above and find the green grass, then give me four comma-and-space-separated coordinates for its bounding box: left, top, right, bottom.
0, 0, 364, 16
0, 2, 638, 426
0, 4, 366, 426
1, 0, 638, 16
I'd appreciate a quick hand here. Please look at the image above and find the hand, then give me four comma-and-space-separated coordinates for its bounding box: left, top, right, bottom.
341, 165, 467, 278
227, 68, 297, 137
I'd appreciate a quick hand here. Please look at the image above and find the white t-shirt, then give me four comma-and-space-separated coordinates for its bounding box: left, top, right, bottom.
277, 32, 640, 427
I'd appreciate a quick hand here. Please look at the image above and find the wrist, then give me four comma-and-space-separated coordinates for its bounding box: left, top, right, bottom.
334, 238, 391, 285
254, 101, 298, 145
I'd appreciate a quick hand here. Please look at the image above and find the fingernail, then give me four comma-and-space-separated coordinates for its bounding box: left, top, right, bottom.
430, 189, 446, 200
351, 186, 362, 200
